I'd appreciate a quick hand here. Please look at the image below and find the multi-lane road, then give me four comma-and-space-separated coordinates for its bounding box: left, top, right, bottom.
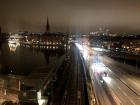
1, 42, 139, 105
102, 55, 140, 105
76, 43, 140, 105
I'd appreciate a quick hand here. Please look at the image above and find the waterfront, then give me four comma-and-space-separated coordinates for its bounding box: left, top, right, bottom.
0, 39, 65, 104
0, 40, 65, 75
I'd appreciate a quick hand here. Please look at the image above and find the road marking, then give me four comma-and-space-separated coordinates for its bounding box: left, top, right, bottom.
130, 99, 136, 105
137, 97, 140, 99
122, 92, 127, 96
133, 81, 139, 86
118, 86, 121, 90
128, 78, 139, 86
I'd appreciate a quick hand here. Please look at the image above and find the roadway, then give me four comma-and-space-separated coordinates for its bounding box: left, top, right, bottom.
76, 43, 140, 105
102, 55, 140, 104
103, 55, 140, 94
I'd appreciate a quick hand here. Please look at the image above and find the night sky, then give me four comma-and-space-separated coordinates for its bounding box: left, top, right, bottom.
0, 0, 140, 33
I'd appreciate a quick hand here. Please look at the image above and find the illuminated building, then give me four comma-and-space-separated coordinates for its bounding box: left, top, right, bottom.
20, 16, 67, 49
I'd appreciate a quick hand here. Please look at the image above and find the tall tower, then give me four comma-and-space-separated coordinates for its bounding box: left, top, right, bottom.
45, 16, 50, 35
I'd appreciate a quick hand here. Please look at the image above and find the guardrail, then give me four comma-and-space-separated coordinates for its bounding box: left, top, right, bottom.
77, 48, 90, 105
75, 43, 99, 105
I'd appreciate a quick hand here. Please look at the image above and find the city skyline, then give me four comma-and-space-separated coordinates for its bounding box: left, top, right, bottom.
0, 0, 140, 34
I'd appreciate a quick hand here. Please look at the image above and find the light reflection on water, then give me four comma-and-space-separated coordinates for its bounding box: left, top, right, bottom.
8, 40, 20, 52
0, 39, 65, 75
0, 39, 65, 104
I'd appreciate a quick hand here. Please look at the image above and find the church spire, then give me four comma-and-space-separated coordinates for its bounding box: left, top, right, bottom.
45, 16, 50, 34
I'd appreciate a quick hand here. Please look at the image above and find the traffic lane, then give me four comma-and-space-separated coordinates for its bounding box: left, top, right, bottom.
103, 55, 140, 96
93, 75, 113, 105
94, 56, 139, 105
104, 67, 139, 98
88, 53, 119, 105
77, 44, 121, 105
126, 75, 140, 93
78, 45, 140, 105
103, 73, 140, 105
90, 53, 139, 105
89, 66, 113, 105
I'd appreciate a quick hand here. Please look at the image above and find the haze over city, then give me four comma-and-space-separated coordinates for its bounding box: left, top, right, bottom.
0, 0, 140, 105
0, 0, 140, 33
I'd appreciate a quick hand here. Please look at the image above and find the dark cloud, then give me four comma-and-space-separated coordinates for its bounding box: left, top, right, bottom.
0, 0, 140, 33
